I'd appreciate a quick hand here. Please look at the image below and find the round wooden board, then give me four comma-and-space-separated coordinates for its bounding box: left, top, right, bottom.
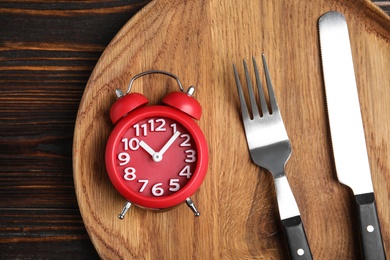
73, 0, 390, 258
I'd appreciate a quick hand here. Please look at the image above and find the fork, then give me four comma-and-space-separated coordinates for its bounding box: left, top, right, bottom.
233, 54, 312, 260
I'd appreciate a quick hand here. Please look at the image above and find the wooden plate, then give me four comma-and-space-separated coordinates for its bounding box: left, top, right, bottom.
73, 0, 390, 258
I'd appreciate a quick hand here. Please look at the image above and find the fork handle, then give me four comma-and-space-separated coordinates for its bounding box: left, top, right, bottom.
281, 216, 312, 260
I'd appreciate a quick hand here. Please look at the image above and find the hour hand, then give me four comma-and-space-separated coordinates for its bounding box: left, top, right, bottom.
139, 140, 156, 157
139, 140, 163, 162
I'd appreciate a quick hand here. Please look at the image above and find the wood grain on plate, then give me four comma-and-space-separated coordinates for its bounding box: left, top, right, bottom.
73, 0, 390, 258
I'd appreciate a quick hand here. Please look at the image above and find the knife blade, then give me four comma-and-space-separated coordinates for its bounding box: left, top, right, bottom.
318, 11, 386, 259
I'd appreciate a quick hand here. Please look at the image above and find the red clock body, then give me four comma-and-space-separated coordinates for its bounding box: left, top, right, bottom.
105, 105, 208, 210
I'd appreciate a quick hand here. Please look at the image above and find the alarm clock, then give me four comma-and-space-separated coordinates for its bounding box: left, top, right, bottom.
105, 70, 208, 219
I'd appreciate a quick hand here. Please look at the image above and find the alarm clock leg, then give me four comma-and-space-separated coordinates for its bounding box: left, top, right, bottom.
118, 201, 132, 219
186, 198, 200, 217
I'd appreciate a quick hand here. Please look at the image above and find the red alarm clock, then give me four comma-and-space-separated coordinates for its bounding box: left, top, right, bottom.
105, 70, 208, 219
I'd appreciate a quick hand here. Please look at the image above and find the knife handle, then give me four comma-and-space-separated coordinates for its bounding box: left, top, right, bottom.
281, 216, 313, 260
355, 192, 386, 260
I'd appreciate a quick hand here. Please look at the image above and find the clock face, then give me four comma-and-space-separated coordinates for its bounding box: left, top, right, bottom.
116, 116, 196, 197
106, 106, 208, 209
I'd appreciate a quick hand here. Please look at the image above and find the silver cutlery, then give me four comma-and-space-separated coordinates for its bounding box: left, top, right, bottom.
233, 54, 312, 260
319, 11, 386, 259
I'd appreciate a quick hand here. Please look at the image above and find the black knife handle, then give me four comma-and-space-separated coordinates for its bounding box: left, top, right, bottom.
355, 193, 386, 260
281, 216, 313, 260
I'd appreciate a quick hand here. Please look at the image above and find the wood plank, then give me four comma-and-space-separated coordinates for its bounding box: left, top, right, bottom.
0, 209, 99, 259
0, 1, 150, 257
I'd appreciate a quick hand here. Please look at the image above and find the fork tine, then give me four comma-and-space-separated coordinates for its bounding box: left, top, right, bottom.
252, 56, 269, 115
243, 59, 260, 118
261, 54, 278, 113
233, 64, 250, 120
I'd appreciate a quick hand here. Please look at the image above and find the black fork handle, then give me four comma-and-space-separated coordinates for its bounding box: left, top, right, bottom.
282, 216, 313, 260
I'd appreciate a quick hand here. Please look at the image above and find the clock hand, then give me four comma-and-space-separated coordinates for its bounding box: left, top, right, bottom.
139, 131, 180, 162
139, 140, 157, 157
140, 140, 163, 162
139, 139, 168, 163
158, 131, 181, 156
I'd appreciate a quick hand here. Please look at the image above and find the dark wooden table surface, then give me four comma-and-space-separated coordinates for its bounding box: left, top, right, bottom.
0, 1, 388, 259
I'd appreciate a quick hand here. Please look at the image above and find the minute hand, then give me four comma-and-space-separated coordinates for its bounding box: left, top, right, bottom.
159, 131, 181, 156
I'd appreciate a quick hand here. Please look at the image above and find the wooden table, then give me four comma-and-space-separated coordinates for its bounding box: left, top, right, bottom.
0, 1, 389, 259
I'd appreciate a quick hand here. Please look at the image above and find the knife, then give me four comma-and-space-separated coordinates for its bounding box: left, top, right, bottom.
318, 11, 386, 259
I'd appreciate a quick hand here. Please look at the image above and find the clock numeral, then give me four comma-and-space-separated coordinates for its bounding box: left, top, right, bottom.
170, 123, 177, 134
185, 150, 196, 163
136, 179, 182, 196
154, 119, 166, 132
123, 167, 136, 181
134, 123, 147, 137
121, 137, 140, 151
138, 179, 149, 192
179, 165, 192, 179
169, 179, 180, 192
180, 134, 191, 147
118, 152, 130, 166
134, 118, 166, 137
152, 183, 164, 197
